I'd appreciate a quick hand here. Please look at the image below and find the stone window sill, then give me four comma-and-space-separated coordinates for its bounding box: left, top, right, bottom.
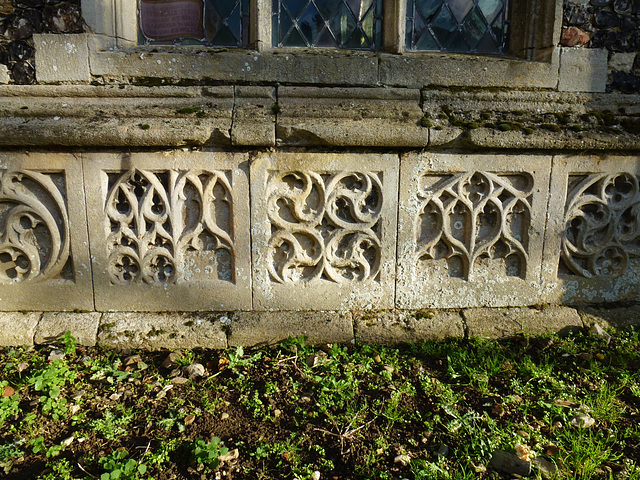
85, 37, 560, 90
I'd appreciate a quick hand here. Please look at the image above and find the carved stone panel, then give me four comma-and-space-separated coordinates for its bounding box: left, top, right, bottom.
0, 153, 93, 311
251, 153, 398, 310
84, 152, 251, 311
397, 153, 551, 308
542, 155, 640, 304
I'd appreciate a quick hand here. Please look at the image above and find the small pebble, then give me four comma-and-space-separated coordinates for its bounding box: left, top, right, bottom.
394, 454, 411, 466
48, 349, 65, 361
183, 363, 206, 379
590, 323, 612, 344
490, 450, 531, 476
162, 352, 182, 369
221, 413, 230, 420
60, 436, 74, 447
571, 414, 595, 428
383, 365, 394, 374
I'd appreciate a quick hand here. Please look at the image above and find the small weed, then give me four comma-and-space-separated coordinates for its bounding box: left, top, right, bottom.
99, 448, 149, 480
0, 439, 25, 475
192, 437, 229, 470
29, 360, 77, 420
90, 408, 135, 440
0, 380, 20, 426
38, 458, 74, 480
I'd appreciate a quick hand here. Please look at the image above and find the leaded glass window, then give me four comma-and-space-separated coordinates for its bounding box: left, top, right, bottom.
139, 0, 249, 47
406, 0, 509, 53
273, 0, 383, 49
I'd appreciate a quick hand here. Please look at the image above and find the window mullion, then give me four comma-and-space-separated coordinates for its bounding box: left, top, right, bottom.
383, 0, 406, 54
251, 0, 272, 50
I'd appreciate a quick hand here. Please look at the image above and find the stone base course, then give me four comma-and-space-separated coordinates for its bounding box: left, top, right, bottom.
228, 311, 354, 347
0, 312, 41, 346
35, 312, 101, 346
463, 306, 584, 339
3, 306, 637, 350
354, 310, 465, 345
578, 305, 640, 330
97, 313, 228, 350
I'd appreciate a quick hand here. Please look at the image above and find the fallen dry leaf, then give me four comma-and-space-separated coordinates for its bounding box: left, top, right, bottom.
219, 449, 239, 463
218, 357, 230, 371
515, 443, 531, 462
2, 385, 15, 397
184, 414, 196, 425
546, 444, 560, 456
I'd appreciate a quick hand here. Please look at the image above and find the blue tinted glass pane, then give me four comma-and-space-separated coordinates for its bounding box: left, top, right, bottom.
274, 0, 382, 49
407, 0, 509, 53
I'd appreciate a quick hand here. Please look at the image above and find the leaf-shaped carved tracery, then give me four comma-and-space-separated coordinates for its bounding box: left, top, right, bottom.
267, 170, 383, 284
561, 173, 640, 278
0, 170, 70, 284
105, 169, 234, 285
416, 172, 532, 280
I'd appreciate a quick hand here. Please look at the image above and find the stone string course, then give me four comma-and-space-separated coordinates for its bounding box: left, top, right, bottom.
1, 305, 638, 349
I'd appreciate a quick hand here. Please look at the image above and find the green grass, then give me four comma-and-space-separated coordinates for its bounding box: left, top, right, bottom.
0, 326, 639, 479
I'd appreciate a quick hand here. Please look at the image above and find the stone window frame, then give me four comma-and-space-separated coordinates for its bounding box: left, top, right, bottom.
79, 0, 562, 89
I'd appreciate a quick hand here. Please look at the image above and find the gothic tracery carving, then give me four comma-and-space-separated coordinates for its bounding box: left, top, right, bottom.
0, 170, 70, 283
561, 173, 640, 278
105, 169, 234, 285
415, 172, 532, 280
266, 170, 383, 284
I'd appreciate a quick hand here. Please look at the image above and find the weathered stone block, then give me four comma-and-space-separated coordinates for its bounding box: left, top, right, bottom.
0, 64, 8, 84
0, 86, 234, 148
0, 153, 93, 311
276, 87, 427, 147
228, 311, 353, 347
35, 312, 101, 346
354, 310, 464, 344
231, 86, 275, 147
378, 49, 560, 89
578, 305, 640, 329
558, 48, 608, 92
542, 155, 640, 304
396, 152, 551, 308
251, 152, 398, 310
83, 151, 252, 311
0, 312, 40, 346
34, 34, 91, 83
464, 306, 583, 338
89, 49, 378, 86
98, 312, 227, 349
608, 52, 637, 73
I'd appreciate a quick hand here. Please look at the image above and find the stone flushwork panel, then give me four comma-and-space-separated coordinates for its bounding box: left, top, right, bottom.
83, 152, 251, 311
543, 155, 640, 304
251, 152, 398, 310
0, 153, 93, 311
397, 153, 551, 308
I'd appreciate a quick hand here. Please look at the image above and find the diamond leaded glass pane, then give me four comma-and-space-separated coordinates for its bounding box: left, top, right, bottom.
406, 0, 509, 53
139, 0, 249, 47
273, 0, 384, 49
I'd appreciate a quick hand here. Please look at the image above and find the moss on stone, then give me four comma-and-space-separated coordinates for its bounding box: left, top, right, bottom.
541, 123, 562, 133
